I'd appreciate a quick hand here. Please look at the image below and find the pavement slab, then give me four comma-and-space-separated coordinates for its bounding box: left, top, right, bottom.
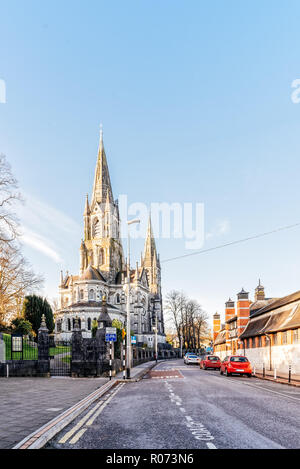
0, 376, 108, 448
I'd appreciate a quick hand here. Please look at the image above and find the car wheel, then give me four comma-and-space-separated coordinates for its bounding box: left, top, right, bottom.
203, 365, 206, 370
225, 368, 231, 377
247, 374, 252, 378
220, 369, 223, 375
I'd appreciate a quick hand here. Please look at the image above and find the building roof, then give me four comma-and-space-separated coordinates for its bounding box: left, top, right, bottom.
60, 300, 119, 310
250, 298, 277, 316
251, 289, 300, 318
214, 329, 226, 345
80, 265, 106, 282
239, 314, 272, 339
240, 304, 300, 339
226, 315, 237, 324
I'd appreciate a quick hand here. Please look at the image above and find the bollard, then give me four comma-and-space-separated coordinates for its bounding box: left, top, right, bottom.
288, 365, 291, 383
6, 363, 9, 378
274, 368, 277, 380
253, 366, 256, 376
263, 363, 265, 378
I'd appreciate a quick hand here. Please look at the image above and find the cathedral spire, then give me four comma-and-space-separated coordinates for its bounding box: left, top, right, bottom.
142, 213, 158, 269
91, 125, 113, 208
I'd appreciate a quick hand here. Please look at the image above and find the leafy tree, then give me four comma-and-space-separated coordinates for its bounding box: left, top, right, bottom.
11, 317, 32, 335
22, 295, 54, 335
91, 319, 98, 338
112, 319, 123, 359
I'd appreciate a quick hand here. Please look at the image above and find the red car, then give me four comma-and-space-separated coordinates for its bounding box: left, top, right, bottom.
220, 355, 252, 377
200, 355, 221, 370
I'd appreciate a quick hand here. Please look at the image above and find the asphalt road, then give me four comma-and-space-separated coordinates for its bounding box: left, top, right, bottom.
46, 359, 300, 449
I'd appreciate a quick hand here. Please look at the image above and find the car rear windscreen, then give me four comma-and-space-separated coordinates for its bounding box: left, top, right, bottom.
230, 357, 248, 362
208, 356, 219, 361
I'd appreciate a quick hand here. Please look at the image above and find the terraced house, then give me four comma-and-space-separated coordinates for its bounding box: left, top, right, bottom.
213, 281, 300, 374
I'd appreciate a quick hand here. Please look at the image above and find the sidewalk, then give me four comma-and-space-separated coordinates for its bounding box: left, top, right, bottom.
0, 361, 157, 449
253, 368, 300, 387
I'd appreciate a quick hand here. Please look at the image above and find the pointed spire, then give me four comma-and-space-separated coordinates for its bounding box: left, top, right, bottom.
91, 125, 113, 207
84, 194, 90, 216
142, 213, 158, 269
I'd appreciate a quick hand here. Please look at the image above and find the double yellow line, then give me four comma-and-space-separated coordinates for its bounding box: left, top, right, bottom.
59, 383, 125, 445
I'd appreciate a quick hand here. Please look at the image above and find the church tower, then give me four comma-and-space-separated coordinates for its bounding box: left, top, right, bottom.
79, 128, 124, 281
142, 215, 161, 295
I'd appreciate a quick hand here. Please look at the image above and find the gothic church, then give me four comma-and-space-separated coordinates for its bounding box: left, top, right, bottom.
54, 130, 166, 349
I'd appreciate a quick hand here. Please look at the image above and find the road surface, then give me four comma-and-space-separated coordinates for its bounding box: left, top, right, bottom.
46, 359, 300, 449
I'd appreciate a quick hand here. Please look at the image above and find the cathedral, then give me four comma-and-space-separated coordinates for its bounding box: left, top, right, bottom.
54, 129, 166, 349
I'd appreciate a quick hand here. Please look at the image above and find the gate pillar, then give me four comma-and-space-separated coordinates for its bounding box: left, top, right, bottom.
37, 314, 50, 376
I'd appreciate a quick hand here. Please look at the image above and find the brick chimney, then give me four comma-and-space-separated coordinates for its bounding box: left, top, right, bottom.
237, 288, 250, 348
213, 312, 221, 342
225, 298, 235, 351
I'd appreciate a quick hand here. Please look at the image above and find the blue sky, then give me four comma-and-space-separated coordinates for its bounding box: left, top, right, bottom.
1, 1, 300, 324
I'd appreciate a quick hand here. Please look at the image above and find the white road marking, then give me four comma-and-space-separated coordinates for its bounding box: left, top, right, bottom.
206, 442, 217, 449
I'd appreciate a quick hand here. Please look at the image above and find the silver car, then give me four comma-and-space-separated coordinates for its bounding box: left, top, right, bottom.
184, 354, 200, 365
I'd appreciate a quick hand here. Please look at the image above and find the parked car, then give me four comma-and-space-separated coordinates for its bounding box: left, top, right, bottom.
220, 355, 252, 377
184, 354, 200, 365
200, 355, 221, 370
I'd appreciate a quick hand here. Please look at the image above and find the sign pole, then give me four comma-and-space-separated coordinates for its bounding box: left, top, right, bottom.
123, 338, 126, 380
109, 341, 112, 381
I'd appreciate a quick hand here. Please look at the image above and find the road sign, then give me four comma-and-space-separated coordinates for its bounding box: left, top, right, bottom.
105, 333, 117, 342
131, 335, 137, 344
105, 327, 117, 342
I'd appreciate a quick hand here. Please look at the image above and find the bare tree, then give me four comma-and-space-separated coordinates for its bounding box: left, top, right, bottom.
165, 290, 187, 347
0, 154, 22, 245
0, 155, 43, 326
165, 290, 210, 351
0, 242, 43, 325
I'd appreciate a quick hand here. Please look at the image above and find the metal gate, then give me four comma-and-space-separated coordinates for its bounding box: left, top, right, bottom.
50, 340, 71, 376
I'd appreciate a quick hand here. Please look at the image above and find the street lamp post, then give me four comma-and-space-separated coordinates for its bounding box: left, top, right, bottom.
126, 218, 140, 379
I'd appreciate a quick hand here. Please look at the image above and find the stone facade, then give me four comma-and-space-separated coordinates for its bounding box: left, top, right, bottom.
54, 130, 166, 348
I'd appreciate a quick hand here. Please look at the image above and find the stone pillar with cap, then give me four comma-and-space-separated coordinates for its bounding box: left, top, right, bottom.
96, 295, 112, 375
71, 316, 84, 376
37, 314, 50, 376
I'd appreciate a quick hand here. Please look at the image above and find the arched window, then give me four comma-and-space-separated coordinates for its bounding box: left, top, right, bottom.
57, 320, 62, 332
89, 289, 95, 301
80, 289, 84, 300
93, 219, 101, 238
116, 293, 120, 304
87, 318, 91, 330
67, 318, 71, 331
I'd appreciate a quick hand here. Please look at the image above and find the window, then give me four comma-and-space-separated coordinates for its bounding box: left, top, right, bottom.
282, 331, 287, 344
80, 290, 84, 300
116, 293, 120, 304
247, 339, 250, 349
89, 289, 95, 301
230, 356, 248, 362
252, 338, 256, 348
273, 333, 278, 345
293, 329, 299, 344
258, 336, 262, 347
67, 318, 71, 331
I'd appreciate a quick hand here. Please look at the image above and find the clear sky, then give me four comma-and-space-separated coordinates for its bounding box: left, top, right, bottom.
1, 1, 300, 326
